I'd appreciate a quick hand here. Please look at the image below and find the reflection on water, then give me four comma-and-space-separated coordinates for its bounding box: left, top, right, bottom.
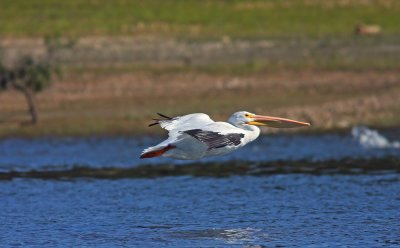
170, 227, 267, 245
0, 127, 399, 171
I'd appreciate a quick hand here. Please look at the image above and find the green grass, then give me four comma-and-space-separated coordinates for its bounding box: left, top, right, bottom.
1, 0, 400, 39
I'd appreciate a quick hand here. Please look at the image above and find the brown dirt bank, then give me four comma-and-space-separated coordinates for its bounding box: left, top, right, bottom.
0, 68, 399, 137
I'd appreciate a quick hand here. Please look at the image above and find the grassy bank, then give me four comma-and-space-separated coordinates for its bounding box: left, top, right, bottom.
1, 0, 399, 39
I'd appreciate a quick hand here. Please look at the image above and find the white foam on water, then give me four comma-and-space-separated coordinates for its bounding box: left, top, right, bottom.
351, 126, 400, 149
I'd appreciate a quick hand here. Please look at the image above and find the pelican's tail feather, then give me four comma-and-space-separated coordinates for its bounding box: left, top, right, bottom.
148, 113, 173, 127
140, 144, 176, 159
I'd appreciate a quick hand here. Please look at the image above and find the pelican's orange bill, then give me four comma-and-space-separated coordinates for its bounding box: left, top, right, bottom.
247, 115, 311, 128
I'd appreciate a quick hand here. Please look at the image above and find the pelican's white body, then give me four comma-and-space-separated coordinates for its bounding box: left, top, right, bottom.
142, 112, 260, 160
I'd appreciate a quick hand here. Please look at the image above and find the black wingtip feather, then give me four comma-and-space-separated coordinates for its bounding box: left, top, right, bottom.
148, 122, 159, 127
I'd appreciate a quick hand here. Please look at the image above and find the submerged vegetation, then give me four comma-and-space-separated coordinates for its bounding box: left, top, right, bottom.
1, 158, 399, 180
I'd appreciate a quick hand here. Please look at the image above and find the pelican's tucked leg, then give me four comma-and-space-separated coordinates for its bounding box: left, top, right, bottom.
140, 144, 176, 159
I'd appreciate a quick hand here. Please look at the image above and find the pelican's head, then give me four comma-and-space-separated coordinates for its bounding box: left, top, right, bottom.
228, 111, 311, 128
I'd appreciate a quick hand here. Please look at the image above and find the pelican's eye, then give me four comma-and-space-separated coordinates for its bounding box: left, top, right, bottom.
244, 114, 251, 118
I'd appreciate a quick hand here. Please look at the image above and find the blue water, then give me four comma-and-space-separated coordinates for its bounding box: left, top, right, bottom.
1, 127, 399, 247
1, 175, 399, 247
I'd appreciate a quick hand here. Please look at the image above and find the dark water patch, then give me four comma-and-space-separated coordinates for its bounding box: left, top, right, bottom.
1, 157, 399, 180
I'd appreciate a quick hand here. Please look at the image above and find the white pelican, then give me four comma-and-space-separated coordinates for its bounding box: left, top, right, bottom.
140, 111, 310, 160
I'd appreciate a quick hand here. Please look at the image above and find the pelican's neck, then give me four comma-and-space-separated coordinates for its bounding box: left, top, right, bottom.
230, 122, 261, 141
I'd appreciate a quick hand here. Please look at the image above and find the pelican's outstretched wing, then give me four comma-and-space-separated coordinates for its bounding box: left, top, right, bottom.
183, 129, 244, 150
149, 113, 215, 134
142, 113, 215, 158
